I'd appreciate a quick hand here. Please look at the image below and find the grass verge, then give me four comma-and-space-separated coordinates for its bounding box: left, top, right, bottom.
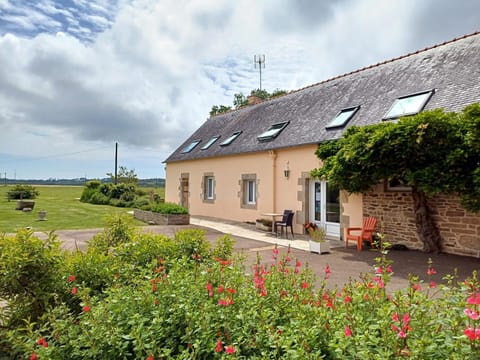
0, 185, 144, 232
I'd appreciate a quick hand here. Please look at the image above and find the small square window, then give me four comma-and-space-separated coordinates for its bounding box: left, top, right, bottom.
326, 107, 359, 129
201, 136, 220, 150
257, 122, 289, 141
181, 140, 201, 153
383, 90, 434, 120
220, 131, 241, 146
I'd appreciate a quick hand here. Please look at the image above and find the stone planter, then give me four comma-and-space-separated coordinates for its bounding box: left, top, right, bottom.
133, 209, 190, 225
309, 240, 331, 254
255, 220, 272, 232
38, 211, 47, 221
16, 200, 35, 210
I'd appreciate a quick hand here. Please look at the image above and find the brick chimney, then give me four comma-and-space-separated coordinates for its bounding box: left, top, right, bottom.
247, 95, 263, 105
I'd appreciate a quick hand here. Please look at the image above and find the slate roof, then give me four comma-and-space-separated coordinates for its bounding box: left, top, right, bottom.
165, 32, 480, 163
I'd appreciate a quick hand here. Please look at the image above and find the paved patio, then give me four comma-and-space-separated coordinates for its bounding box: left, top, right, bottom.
37, 215, 480, 292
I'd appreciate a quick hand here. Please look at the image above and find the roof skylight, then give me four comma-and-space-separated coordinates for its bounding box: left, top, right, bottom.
201, 136, 220, 150
220, 131, 241, 146
181, 140, 201, 153
383, 90, 434, 120
326, 107, 359, 129
257, 122, 289, 141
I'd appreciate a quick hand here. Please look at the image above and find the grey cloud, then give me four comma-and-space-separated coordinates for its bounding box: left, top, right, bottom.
263, 0, 351, 33
408, 0, 480, 48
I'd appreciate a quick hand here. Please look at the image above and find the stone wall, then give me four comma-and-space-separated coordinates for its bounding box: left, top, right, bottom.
363, 187, 480, 257
133, 209, 190, 225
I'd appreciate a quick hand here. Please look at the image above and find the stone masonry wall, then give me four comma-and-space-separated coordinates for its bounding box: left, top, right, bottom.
363, 189, 480, 257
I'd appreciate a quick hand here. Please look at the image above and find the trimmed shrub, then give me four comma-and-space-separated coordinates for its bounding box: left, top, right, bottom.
143, 202, 188, 214
7, 184, 40, 200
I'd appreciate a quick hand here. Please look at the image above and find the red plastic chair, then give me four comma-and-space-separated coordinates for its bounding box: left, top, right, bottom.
345, 217, 377, 251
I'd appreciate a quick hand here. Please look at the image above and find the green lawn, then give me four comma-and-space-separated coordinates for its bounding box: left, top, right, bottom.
0, 185, 145, 233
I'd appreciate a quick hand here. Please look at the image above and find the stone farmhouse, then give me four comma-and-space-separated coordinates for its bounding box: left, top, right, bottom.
164, 32, 480, 256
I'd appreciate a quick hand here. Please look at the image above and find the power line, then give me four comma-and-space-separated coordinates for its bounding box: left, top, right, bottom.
24, 145, 111, 160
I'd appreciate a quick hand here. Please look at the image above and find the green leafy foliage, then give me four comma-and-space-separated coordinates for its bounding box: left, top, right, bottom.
0, 230, 67, 327
141, 201, 188, 214
7, 184, 40, 200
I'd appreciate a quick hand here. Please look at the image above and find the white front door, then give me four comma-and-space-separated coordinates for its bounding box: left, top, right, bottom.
310, 180, 340, 238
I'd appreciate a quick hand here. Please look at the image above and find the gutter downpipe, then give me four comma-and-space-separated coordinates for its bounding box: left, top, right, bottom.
268, 150, 277, 212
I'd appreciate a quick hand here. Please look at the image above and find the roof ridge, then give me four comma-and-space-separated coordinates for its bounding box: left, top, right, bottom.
209, 30, 480, 118
292, 31, 480, 94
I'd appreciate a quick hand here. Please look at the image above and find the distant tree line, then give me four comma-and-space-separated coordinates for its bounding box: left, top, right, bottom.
1, 178, 165, 187
210, 88, 288, 116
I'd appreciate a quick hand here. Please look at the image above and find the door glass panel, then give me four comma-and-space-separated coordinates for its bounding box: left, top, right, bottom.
314, 182, 321, 221
326, 183, 339, 223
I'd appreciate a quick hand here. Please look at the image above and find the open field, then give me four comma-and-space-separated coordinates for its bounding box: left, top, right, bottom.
0, 185, 148, 232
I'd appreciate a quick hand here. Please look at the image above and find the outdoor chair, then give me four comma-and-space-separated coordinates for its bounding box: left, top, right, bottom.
276, 211, 294, 239
273, 210, 292, 234
345, 216, 377, 251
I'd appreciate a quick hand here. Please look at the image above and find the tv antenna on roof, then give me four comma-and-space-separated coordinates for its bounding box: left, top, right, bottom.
254, 54, 265, 91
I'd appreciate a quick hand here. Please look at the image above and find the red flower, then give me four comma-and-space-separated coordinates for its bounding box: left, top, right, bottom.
215, 338, 223, 352
295, 259, 302, 268
324, 264, 331, 275
82, 305, 91, 312
386, 265, 393, 273
427, 268, 437, 275
71, 287, 77, 295
146, 355, 154, 360
30, 353, 38, 360
429, 281, 437, 288
467, 293, 480, 305
217, 285, 224, 294
225, 345, 235, 354
227, 287, 236, 294
344, 325, 352, 337
344, 295, 352, 303
37, 337, 48, 347
68, 275, 76, 283
301, 282, 309, 289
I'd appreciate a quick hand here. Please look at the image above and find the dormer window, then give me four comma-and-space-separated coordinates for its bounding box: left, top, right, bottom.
257, 122, 289, 141
201, 136, 220, 150
181, 140, 201, 153
326, 106, 359, 129
220, 131, 241, 146
383, 90, 434, 120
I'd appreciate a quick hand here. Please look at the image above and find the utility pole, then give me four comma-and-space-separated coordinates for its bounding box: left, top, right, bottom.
114, 142, 118, 185
4, 172, 6, 186
254, 54, 265, 91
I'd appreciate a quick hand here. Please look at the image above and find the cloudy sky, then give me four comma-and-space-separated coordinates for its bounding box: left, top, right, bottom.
0, 0, 478, 180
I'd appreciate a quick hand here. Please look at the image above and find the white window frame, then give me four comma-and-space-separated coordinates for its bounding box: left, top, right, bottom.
206, 176, 214, 200
246, 180, 256, 204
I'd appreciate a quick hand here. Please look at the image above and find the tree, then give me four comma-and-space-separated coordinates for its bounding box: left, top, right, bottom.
311, 104, 480, 252
107, 166, 138, 186
210, 105, 232, 116
233, 93, 248, 108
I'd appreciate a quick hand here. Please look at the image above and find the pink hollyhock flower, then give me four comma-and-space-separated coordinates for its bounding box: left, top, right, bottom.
427, 268, 437, 275
429, 281, 437, 288
464, 327, 476, 341
398, 330, 407, 338
225, 345, 235, 354
296, 259, 302, 267
386, 265, 393, 273
375, 267, 383, 274
71, 287, 77, 295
